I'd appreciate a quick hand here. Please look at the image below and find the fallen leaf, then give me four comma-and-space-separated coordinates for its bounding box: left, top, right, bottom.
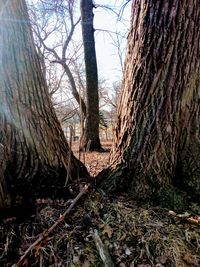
155, 255, 167, 264
168, 210, 176, 216
73, 255, 79, 263
187, 217, 200, 224
177, 212, 190, 218
82, 260, 90, 267
102, 225, 113, 238
183, 253, 200, 266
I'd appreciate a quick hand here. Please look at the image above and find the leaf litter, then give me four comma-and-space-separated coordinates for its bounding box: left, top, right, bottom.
0, 141, 199, 266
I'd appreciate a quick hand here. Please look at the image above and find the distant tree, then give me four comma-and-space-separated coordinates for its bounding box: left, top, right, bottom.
101, 0, 200, 208
80, 0, 102, 151
0, 0, 87, 209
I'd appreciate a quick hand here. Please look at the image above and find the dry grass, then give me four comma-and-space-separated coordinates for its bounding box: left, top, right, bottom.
0, 192, 199, 266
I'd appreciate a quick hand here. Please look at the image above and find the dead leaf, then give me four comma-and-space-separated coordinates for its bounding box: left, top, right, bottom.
22, 258, 29, 267
186, 217, 200, 224
155, 255, 167, 264
177, 212, 190, 218
183, 253, 200, 266
82, 260, 90, 267
168, 210, 176, 216
34, 244, 42, 256
102, 225, 113, 238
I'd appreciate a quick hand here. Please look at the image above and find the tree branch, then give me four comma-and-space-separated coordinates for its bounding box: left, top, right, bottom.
13, 185, 89, 267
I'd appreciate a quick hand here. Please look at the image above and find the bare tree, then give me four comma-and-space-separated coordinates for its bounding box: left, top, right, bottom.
29, 0, 87, 116
80, 0, 102, 151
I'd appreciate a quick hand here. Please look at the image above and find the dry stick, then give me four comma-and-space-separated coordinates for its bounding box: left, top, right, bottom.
64, 125, 73, 187
86, 139, 91, 152
92, 229, 115, 267
13, 185, 89, 267
62, 125, 73, 187
78, 88, 85, 164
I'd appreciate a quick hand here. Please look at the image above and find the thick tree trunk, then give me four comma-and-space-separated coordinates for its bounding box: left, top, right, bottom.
80, 0, 102, 151
0, 0, 87, 209
101, 0, 200, 208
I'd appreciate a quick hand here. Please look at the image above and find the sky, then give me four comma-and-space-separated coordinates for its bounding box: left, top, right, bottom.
93, 0, 131, 84
28, 0, 132, 87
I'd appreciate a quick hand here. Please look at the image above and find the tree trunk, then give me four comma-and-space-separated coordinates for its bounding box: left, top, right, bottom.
0, 0, 87, 209
101, 0, 200, 208
80, 0, 102, 151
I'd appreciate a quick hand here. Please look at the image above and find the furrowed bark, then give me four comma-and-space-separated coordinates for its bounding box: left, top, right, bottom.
0, 0, 87, 209
101, 0, 200, 208
80, 0, 102, 151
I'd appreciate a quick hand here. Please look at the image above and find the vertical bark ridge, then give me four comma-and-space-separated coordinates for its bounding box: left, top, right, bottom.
80, 0, 102, 151
0, 0, 87, 209
104, 0, 200, 204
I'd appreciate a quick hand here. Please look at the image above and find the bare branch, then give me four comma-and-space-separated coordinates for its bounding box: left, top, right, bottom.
62, 16, 81, 59
49, 70, 65, 96
14, 186, 89, 267
118, 0, 132, 20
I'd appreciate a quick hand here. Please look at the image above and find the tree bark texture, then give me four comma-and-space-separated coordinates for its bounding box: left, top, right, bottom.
0, 0, 87, 209
102, 0, 200, 207
80, 0, 102, 151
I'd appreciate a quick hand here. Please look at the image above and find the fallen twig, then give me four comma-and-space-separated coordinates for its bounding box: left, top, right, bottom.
13, 185, 89, 267
168, 210, 200, 224
64, 125, 73, 187
92, 229, 115, 267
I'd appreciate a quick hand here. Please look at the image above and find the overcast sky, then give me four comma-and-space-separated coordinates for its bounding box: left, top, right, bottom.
93, 0, 131, 84
28, 0, 131, 86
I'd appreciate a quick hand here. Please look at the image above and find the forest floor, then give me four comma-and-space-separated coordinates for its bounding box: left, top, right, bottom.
72, 140, 112, 176
0, 141, 200, 267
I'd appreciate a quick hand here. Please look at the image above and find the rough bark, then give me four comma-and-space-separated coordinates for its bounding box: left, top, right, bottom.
101, 0, 200, 208
0, 0, 87, 209
80, 0, 102, 151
